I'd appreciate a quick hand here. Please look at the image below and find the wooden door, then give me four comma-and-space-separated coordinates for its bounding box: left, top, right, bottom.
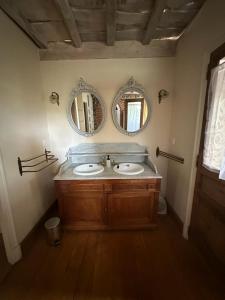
190, 43, 225, 273
107, 191, 156, 229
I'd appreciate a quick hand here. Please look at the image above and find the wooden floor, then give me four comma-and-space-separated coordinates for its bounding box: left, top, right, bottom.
0, 215, 224, 300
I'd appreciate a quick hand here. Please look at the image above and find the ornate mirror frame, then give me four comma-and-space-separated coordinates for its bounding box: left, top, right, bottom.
67, 78, 106, 137
111, 77, 151, 136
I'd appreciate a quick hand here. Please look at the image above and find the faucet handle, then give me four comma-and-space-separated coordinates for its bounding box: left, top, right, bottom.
111, 159, 116, 166
100, 156, 106, 166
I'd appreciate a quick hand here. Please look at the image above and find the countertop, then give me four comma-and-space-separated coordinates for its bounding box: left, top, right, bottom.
54, 163, 162, 181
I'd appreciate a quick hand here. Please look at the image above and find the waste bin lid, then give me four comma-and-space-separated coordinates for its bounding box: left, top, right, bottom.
44, 217, 60, 229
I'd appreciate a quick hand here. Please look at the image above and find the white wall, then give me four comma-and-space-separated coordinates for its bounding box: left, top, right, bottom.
167, 0, 225, 226
40, 58, 175, 194
0, 10, 55, 243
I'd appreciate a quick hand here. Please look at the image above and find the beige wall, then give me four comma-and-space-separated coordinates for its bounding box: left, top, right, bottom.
167, 0, 225, 224
40, 58, 175, 194
0, 10, 54, 243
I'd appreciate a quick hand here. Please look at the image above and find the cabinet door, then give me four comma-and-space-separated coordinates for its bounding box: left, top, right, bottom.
107, 191, 157, 228
60, 192, 105, 228
56, 181, 106, 229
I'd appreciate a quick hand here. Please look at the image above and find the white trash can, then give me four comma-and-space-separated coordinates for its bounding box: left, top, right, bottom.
44, 217, 61, 246
158, 196, 167, 215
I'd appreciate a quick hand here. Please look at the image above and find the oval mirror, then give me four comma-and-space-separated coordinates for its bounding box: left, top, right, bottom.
68, 78, 105, 136
112, 77, 151, 136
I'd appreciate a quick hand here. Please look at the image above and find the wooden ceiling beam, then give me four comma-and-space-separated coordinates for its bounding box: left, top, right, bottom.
116, 11, 149, 25
143, 0, 167, 45
106, 0, 116, 46
0, 0, 48, 49
40, 40, 177, 60
54, 0, 82, 48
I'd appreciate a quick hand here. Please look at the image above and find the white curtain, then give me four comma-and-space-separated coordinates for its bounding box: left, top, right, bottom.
203, 63, 225, 179
127, 102, 141, 132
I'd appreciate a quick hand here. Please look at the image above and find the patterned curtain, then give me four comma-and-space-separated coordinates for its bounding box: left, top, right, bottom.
203, 63, 225, 180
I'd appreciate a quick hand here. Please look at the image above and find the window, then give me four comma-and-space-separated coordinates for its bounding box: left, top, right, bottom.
203, 58, 225, 179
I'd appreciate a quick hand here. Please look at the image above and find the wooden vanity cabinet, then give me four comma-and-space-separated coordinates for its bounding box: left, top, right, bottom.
55, 179, 160, 230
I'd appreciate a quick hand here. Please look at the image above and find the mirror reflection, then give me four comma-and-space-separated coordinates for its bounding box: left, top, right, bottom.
115, 91, 148, 132
71, 92, 103, 134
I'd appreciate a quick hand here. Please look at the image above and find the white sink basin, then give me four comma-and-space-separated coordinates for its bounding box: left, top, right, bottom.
113, 163, 144, 175
73, 164, 104, 176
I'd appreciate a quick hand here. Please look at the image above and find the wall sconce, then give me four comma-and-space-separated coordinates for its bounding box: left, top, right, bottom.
158, 89, 169, 104
49, 92, 59, 106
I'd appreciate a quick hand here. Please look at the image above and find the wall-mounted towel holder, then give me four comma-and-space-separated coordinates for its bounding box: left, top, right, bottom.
156, 147, 184, 164
18, 149, 58, 176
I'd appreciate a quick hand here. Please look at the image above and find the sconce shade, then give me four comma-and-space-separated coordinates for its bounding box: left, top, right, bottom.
49, 92, 59, 106
158, 89, 169, 103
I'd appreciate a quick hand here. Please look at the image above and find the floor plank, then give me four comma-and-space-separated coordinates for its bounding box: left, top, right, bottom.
0, 216, 224, 300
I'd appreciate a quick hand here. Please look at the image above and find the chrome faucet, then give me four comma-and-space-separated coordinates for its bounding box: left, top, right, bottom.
111, 159, 116, 166
100, 156, 106, 166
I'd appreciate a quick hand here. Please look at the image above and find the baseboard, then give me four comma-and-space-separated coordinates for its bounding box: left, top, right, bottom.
166, 200, 183, 233
0, 234, 11, 283
21, 201, 57, 255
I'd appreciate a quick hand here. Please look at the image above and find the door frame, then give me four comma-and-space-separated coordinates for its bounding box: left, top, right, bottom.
0, 148, 22, 264
182, 42, 225, 239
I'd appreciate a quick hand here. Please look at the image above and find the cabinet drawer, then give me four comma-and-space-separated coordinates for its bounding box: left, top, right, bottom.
56, 181, 104, 195
111, 180, 160, 192
111, 183, 148, 191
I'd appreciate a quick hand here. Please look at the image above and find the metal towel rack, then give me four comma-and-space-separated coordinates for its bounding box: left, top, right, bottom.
18, 149, 58, 176
156, 147, 184, 164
